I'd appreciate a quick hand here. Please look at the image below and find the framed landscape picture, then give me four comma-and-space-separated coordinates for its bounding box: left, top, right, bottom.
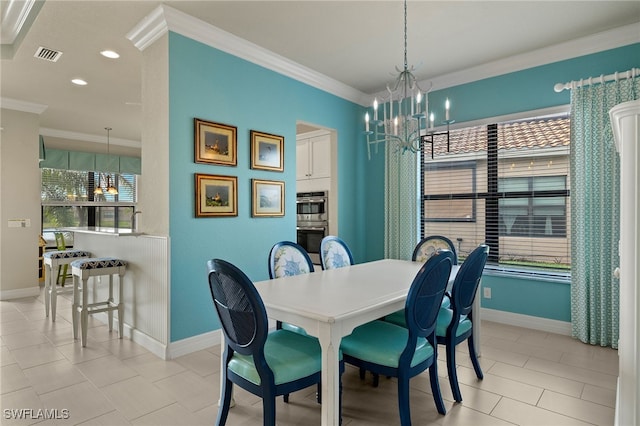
194, 118, 237, 166
250, 130, 284, 172
251, 179, 285, 217
195, 173, 238, 217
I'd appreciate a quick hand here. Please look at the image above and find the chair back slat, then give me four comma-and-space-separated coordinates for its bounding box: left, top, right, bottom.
207, 259, 268, 355
451, 244, 489, 316
405, 250, 454, 337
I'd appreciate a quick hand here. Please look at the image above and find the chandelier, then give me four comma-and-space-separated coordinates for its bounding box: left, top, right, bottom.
94, 127, 118, 196
364, 0, 452, 159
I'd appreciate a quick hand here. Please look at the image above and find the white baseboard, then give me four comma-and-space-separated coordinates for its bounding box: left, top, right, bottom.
481, 307, 572, 335
0, 286, 40, 300
166, 329, 222, 359
92, 312, 168, 360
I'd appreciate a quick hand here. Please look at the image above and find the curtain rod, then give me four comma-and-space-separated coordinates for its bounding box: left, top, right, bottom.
554, 68, 640, 92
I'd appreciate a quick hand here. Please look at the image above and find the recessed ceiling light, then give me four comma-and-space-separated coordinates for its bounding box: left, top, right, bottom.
71, 78, 88, 86
100, 50, 120, 59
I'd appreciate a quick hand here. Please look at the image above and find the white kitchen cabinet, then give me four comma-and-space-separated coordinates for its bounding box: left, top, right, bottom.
296, 132, 331, 181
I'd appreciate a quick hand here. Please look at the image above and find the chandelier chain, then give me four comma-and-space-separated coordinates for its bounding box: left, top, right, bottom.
403, 0, 408, 71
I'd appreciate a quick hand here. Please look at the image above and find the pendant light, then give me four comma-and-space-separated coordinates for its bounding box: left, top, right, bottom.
104, 127, 118, 195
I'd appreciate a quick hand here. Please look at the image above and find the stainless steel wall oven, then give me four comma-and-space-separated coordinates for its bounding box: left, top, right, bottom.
296, 191, 328, 264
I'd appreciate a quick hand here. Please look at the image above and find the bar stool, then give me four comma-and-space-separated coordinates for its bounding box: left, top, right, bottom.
70, 257, 128, 347
43, 250, 91, 321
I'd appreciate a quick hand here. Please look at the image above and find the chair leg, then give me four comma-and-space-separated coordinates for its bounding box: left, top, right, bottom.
263, 395, 276, 426
316, 382, 321, 404
50, 283, 58, 321
81, 277, 89, 347
72, 276, 80, 340
107, 275, 114, 332
397, 374, 412, 426
446, 341, 462, 402
468, 334, 483, 379
359, 367, 365, 380
216, 378, 233, 426
372, 373, 380, 387
44, 265, 52, 318
428, 362, 446, 415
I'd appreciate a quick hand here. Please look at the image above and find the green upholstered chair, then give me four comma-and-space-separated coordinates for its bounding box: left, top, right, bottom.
340, 250, 454, 424
207, 258, 326, 425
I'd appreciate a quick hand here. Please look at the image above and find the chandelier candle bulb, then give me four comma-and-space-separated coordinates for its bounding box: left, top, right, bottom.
373, 98, 378, 121
445, 99, 450, 121
416, 92, 422, 114
430, 113, 434, 129
365, 113, 370, 132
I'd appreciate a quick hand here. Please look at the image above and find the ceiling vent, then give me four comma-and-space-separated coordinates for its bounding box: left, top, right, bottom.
34, 46, 62, 62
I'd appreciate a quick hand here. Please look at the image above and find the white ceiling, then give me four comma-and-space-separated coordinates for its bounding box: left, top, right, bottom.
1, 0, 639, 147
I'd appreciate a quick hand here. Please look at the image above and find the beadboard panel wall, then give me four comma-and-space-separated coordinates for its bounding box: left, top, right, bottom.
71, 232, 169, 358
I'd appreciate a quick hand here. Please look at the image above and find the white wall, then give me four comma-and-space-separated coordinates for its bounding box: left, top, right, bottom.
0, 108, 42, 298
138, 33, 170, 236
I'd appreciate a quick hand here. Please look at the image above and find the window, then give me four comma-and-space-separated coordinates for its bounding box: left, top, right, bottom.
41, 168, 137, 231
421, 114, 570, 272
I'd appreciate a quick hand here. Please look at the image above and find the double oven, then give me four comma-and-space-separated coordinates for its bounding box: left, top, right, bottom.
296, 191, 328, 265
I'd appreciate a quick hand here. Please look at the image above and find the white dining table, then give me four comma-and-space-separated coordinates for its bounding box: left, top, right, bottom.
250, 258, 471, 426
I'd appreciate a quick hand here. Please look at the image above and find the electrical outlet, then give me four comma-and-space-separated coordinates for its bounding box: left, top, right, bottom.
483, 287, 492, 299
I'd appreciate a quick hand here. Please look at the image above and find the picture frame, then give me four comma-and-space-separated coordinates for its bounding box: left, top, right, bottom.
251, 179, 285, 217
250, 130, 284, 172
195, 173, 238, 217
194, 118, 237, 166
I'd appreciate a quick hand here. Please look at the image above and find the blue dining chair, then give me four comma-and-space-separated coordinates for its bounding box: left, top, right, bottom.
207, 258, 324, 426
267, 241, 322, 403
436, 244, 489, 402
320, 235, 354, 270
412, 235, 458, 265
268, 241, 314, 336
340, 250, 454, 423
384, 235, 457, 327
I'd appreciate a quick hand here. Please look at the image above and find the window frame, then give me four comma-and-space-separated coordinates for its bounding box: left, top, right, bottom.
420, 111, 571, 273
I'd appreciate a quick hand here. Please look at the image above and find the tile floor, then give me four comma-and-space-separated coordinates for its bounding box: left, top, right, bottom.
1, 288, 618, 425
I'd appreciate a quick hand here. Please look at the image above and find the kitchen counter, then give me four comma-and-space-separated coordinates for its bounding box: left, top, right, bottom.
62, 227, 145, 236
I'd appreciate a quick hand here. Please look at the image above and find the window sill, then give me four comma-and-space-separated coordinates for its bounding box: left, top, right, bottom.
484, 265, 571, 284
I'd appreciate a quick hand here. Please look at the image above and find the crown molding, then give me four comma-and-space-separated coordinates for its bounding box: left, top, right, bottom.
423, 22, 640, 92
0, 97, 47, 114
39, 127, 140, 148
128, 6, 638, 108
127, 4, 367, 106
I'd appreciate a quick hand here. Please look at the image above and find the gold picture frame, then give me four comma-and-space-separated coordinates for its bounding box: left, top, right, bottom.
251, 179, 285, 217
195, 173, 238, 217
250, 130, 284, 172
195, 118, 237, 166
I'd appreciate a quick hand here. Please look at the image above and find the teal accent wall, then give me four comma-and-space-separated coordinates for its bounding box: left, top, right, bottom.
167, 30, 638, 341
481, 275, 571, 321
168, 33, 365, 341
427, 43, 640, 124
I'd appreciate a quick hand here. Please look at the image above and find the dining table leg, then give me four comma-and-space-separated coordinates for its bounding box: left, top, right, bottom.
317, 323, 342, 426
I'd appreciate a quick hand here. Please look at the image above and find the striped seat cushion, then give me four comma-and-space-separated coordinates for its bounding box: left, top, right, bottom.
71, 258, 127, 269
43, 250, 91, 260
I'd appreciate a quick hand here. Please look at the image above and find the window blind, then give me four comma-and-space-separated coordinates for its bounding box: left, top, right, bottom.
421, 113, 570, 272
